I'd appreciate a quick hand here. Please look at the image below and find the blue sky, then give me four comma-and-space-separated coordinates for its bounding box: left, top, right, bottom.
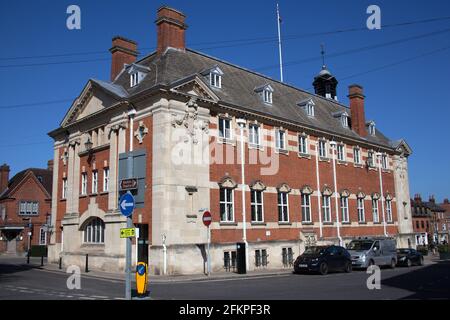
0, 0, 449, 202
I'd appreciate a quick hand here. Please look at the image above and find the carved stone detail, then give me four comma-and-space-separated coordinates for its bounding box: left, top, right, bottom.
171, 97, 209, 144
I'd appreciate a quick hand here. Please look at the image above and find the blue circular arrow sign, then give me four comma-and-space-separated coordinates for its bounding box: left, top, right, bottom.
119, 192, 135, 217
137, 264, 146, 276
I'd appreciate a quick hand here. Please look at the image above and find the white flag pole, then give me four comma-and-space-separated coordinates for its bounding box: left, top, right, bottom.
277, 3, 284, 82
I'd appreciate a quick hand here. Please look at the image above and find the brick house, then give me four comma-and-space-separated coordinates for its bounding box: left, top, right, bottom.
0, 162, 53, 255
411, 194, 447, 246
439, 198, 450, 244
47, 6, 415, 274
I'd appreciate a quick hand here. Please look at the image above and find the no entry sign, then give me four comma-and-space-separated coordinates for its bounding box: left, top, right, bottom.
202, 211, 212, 227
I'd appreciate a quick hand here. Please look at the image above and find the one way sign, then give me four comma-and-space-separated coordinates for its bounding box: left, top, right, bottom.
119, 192, 135, 217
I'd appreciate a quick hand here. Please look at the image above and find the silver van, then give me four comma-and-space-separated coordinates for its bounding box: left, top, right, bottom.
347, 238, 397, 269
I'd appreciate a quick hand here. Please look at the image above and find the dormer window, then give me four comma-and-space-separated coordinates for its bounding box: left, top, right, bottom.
298, 98, 315, 117
341, 114, 349, 128
255, 84, 274, 105
130, 72, 139, 87
367, 121, 376, 136
202, 66, 224, 89
127, 63, 150, 88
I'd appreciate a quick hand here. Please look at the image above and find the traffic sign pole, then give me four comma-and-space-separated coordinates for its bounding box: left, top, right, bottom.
125, 154, 133, 300
202, 211, 212, 276
207, 225, 211, 276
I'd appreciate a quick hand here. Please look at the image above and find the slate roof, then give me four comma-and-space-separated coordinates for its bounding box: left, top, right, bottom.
85, 48, 399, 150
0, 168, 52, 200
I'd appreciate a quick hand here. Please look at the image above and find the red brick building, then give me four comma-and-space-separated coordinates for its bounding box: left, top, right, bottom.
439, 198, 450, 244
47, 6, 415, 274
0, 163, 53, 255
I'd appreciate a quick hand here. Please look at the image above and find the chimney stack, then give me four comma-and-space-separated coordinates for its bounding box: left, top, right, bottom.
444, 198, 449, 204
156, 6, 187, 55
109, 36, 138, 81
47, 160, 54, 171
429, 195, 435, 203
0, 164, 10, 193
414, 194, 422, 203
348, 84, 367, 137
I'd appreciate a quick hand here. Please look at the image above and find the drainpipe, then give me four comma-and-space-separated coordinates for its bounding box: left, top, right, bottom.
162, 234, 167, 275
329, 141, 342, 246
315, 140, 323, 238
377, 152, 388, 237
236, 118, 248, 271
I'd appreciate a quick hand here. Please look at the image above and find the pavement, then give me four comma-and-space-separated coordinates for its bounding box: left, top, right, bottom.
1, 253, 449, 300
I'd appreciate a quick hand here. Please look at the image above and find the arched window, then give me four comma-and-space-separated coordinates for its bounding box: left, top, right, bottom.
83, 217, 105, 244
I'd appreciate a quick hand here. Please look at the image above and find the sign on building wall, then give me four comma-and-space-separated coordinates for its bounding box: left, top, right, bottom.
118, 149, 146, 209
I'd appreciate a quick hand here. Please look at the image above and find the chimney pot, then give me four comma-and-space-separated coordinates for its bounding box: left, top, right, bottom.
109, 36, 138, 81
348, 84, 367, 137
156, 6, 188, 55
47, 160, 54, 171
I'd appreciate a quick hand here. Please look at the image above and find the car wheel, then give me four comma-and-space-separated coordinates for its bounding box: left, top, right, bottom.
390, 259, 396, 269
319, 262, 328, 275
344, 262, 352, 273
406, 259, 411, 267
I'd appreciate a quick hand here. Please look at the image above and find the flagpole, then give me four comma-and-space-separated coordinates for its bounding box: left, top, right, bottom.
277, 3, 284, 82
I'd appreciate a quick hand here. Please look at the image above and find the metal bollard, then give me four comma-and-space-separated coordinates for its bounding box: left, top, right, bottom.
85, 254, 89, 273
40, 255, 44, 267
59, 257, 62, 270
27, 250, 30, 264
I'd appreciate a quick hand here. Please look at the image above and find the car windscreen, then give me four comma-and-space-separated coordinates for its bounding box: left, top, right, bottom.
347, 241, 373, 251
303, 246, 327, 255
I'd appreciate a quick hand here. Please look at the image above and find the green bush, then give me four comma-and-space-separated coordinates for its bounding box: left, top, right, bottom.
416, 245, 429, 256
438, 245, 450, 253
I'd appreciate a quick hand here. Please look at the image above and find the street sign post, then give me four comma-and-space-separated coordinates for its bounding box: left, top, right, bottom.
202, 211, 212, 276
119, 191, 135, 300
120, 228, 136, 238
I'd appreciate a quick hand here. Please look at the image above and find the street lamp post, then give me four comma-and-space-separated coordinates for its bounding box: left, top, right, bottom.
376, 152, 387, 237
236, 118, 248, 272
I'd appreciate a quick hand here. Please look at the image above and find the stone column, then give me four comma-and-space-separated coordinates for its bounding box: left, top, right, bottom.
66, 143, 75, 214
108, 127, 118, 211
72, 141, 81, 215
50, 146, 60, 244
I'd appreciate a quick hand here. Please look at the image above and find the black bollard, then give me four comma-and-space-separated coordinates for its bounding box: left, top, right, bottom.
27, 250, 30, 264
40, 255, 44, 267
59, 257, 62, 270
85, 254, 89, 273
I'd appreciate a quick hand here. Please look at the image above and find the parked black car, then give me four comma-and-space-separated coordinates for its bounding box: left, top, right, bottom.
396, 248, 424, 267
294, 245, 352, 275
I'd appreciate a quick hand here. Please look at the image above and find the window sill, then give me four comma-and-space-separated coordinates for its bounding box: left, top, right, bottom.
373, 222, 382, 225
368, 166, 377, 171
248, 144, 263, 151
341, 222, 351, 225
79, 195, 88, 198
322, 222, 333, 225
298, 153, 311, 159
89, 193, 98, 197
220, 222, 237, 226
301, 221, 313, 225
354, 164, 364, 168
60, 198, 67, 202
358, 221, 367, 225
218, 137, 235, 146
319, 157, 330, 162
278, 222, 292, 226
251, 222, 266, 226
275, 149, 289, 155
382, 169, 391, 173
337, 160, 348, 166
99, 192, 109, 196
387, 221, 394, 225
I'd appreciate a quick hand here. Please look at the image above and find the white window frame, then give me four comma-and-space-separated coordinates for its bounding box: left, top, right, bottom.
382, 154, 388, 170
251, 190, 264, 223
103, 168, 109, 192
39, 228, 47, 245
248, 124, 261, 147
369, 123, 376, 136
62, 178, 68, 199
306, 102, 315, 117
341, 197, 349, 223
341, 115, 349, 127
372, 199, 379, 223
130, 72, 139, 87
322, 195, 331, 222
337, 144, 345, 161
83, 218, 105, 244
319, 140, 327, 158
19, 201, 39, 216
386, 200, 393, 222
301, 193, 312, 223
353, 147, 361, 165
276, 129, 286, 151
220, 188, 234, 222
358, 198, 366, 222
298, 135, 308, 155
278, 192, 289, 223
263, 89, 272, 104
81, 173, 87, 195
210, 72, 222, 88
218, 117, 232, 140
367, 151, 375, 167
92, 171, 98, 194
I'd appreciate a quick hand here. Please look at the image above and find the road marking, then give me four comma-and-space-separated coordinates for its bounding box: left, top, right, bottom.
91, 295, 108, 299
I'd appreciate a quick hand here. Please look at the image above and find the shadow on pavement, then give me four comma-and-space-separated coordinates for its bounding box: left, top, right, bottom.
382, 260, 450, 299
